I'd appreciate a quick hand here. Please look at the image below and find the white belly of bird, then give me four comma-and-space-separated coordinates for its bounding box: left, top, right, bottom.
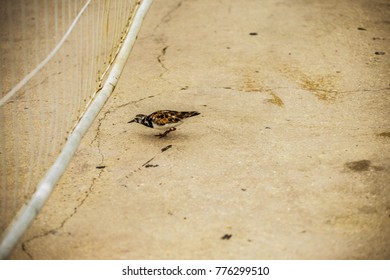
153, 121, 183, 130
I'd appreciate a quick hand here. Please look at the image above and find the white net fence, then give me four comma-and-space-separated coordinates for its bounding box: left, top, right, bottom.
0, 0, 152, 258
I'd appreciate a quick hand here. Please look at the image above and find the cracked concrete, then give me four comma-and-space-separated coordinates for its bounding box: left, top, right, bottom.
157, 46, 169, 70
9, 0, 390, 259
21, 168, 103, 259
154, 1, 182, 31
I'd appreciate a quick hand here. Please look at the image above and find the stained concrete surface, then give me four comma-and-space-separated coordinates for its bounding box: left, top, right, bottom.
10, 0, 390, 259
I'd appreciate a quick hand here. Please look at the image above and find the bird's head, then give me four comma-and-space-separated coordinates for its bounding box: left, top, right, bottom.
128, 114, 146, 124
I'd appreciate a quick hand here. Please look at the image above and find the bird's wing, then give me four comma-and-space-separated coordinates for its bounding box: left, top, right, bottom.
150, 110, 182, 126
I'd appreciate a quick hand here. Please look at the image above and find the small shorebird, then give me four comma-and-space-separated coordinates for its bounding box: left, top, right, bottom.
128, 110, 200, 138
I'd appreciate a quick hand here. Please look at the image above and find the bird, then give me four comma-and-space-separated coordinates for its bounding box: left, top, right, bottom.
128, 110, 201, 138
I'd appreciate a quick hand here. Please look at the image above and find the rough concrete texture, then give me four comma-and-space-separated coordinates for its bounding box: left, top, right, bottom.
11, 0, 390, 259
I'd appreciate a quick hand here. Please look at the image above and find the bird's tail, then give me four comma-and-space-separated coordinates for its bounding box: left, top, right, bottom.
177, 111, 201, 119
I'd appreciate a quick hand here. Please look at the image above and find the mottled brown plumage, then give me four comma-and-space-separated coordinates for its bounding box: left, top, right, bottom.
128, 110, 200, 137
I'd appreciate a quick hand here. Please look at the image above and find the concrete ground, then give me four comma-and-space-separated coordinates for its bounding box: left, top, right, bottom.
11, 0, 390, 259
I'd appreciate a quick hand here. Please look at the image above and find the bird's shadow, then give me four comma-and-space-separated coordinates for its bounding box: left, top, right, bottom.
137, 131, 191, 142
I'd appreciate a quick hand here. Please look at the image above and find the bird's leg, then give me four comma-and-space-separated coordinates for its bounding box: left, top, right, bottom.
155, 127, 176, 138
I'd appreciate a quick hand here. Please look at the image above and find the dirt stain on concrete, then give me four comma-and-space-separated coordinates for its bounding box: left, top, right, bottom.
238, 69, 284, 107
358, 205, 377, 214
326, 213, 377, 229
241, 72, 263, 93
377, 132, 390, 138
345, 160, 372, 172
300, 75, 338, 101
266, 91, 284, 107
280, 66, 338, 101
344, 160, 384, 172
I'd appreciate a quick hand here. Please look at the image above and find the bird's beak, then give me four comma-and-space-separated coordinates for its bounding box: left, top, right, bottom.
128, 119, 135, 123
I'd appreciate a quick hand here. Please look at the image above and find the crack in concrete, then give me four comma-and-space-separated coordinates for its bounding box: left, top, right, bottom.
157, 46, 169, 72
216, 85, 289, 92
21, 110, 110, 259
90, 109, 111, 155
24, 168, 104, 258
154, 1, 183, 30
216, 85, 390, 95
91, 110, 112, 169
152, 1, 183, 83
116, 95, 157, 110
21, 170, 103, 259
298, 86, 390, 96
